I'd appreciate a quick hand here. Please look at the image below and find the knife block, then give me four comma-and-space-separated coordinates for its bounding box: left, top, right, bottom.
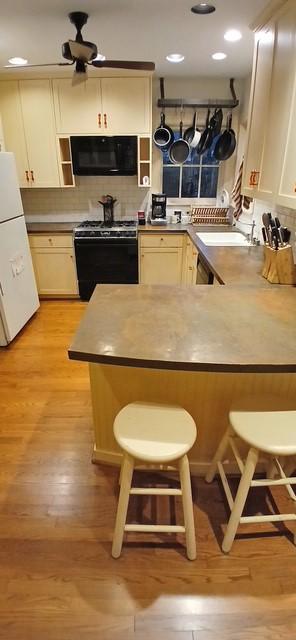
262, 244, 296, 285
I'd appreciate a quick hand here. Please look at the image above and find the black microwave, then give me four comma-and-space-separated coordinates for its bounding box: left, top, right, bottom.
70, 136, 137, 176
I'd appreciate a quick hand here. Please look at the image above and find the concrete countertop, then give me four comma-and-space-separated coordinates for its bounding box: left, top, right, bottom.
68, 284, 296, 372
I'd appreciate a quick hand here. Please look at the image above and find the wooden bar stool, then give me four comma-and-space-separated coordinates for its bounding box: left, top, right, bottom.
112, 401, 197, 560
206, 395, 296, 552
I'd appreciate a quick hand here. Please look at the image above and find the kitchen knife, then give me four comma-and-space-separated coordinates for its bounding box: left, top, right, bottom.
262, 212, 272, 246
274, 216, 284, 246
282, 227, 291, 244
262, 226, 268, 244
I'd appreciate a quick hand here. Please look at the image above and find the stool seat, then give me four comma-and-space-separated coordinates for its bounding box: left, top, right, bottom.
114, 401, 197, 463
230, 395, 296, 456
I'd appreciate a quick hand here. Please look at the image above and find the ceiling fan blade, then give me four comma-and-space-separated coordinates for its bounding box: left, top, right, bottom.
91, 60, 155, 71
4, 62, 74, 68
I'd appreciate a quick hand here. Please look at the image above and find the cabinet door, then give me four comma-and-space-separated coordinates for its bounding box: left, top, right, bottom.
0, 81, 29, 187
53, 79, 101, 134
140, 247, 183, 285
242, 26, 275, 196
257, 6, 296, 201
31, 247, 78, 295
20, 80, 60, 187
183, 238, 198, 285
101, 78, 150, 134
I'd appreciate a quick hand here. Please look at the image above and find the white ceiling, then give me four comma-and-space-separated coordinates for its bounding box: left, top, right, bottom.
0, 0, 269, 78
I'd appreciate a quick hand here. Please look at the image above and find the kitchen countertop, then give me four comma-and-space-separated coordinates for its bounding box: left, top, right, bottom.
68, 284, 296, 373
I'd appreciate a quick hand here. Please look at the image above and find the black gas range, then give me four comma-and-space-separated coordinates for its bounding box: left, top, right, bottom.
74, 220, 138, 300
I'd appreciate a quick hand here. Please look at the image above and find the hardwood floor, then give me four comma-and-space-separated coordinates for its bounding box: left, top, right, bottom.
0, 300, 295, 639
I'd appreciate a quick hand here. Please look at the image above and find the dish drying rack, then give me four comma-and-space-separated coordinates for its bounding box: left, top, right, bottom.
191, 207, 229, 225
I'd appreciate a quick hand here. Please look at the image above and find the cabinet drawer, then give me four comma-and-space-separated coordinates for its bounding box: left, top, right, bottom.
29, 234, 73, 248
140, 233, 184, 248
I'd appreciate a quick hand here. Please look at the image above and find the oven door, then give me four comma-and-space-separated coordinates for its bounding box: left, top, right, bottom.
74, 238, 138, 300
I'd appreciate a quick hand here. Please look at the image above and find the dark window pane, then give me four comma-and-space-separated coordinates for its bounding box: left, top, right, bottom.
181, 167, 200, 197
201, 135, 220, 165
163, 166, 180, 197
200, 166, 219, 198
184, 144, 201, 165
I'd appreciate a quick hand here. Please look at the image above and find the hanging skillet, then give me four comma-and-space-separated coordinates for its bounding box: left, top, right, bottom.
196, 109, 214, 155
153, 112, 174, 151
169, 120, 190, 164
183, 112, 201, 149
214, 112, 236, 161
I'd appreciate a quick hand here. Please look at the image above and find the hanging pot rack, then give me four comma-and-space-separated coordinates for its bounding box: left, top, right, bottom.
157, 77, 239, 110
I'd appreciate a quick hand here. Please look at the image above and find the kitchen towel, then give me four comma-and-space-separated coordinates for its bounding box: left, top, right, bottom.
231, 160, 253, 219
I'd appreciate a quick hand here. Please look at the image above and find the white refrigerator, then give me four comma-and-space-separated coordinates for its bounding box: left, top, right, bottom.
0, 152, 39, 346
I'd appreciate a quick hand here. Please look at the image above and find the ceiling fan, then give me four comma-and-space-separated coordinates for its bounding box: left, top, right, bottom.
5, 11, 155, 81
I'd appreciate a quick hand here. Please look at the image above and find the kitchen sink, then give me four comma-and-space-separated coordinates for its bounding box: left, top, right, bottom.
196, 232, 250, 247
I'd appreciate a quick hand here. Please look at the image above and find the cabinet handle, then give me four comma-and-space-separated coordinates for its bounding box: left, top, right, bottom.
104, 113, 107, 127
98, 113, 101, 128
0, 281, 3, 296
31, 170, 34, 182
189, 266, 193, 271
249, 171, 254, 186
25, 170, 29, 182
49, 238, 53, 244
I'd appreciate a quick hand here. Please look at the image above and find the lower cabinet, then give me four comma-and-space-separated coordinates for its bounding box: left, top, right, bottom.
139, 233, 184, 285
29, 234, 78, 297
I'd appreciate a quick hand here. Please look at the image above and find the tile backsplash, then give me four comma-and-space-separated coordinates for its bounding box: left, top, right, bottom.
22, 175, 150, 222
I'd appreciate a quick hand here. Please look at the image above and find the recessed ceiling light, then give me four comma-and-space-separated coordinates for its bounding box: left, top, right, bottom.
166, 53, 185, 63
212, 52, 227, 60
93, 53, 106, 61
8, 57, 28, 65
224, 29, 242, 42
191, 3, 216, 14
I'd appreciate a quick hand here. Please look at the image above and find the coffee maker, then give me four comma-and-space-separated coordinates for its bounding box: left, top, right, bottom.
150, 194, 167, 225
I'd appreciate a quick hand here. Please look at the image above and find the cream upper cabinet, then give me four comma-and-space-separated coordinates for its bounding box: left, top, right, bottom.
19, 80, 60, 188
101, 78, 151, 134
242, 26, 275, 197
243, 0, 296, 207
53, 77, 151, 135
0, 81, 29, 187
257, 5, 296, 201
53, 78, 102, 134
0, 79, 60, 188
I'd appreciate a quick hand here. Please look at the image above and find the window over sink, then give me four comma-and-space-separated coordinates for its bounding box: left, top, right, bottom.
162, 132, 220, 199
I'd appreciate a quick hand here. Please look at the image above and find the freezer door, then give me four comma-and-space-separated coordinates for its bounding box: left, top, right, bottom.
0, 216, 39, 344
0, 152, 24, 223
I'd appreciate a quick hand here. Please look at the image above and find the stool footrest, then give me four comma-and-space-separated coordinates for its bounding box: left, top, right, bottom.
130, 488, 182, 496
124, 524, 185, 533
240, 513, 296, 524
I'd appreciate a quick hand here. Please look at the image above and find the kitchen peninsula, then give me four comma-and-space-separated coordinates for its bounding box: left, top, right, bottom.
69, 274, 296, 474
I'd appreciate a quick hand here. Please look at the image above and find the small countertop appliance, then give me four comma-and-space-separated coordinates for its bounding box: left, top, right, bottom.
150, 194, 167, 225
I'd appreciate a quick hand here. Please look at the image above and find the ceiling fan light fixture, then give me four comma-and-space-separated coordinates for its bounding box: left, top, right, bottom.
8, 57, 28, 65
93, 53, 106, 62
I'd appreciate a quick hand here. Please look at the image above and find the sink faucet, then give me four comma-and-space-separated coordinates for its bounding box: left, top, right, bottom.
235, 219, 256, 244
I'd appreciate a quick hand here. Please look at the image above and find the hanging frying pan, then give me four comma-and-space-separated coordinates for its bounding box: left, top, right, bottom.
213, 112, 236, 161
169, 120, 190, 164
183, 112, 201, 148
212, 108, 223, 137
196, 108, 214, 155
153, 112, 174, 150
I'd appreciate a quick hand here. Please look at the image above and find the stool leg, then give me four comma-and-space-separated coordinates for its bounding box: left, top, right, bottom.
179, 455, 196, 560
112, 454, 134, 559
222, 447, 259, 554
205, 426, 231, 483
